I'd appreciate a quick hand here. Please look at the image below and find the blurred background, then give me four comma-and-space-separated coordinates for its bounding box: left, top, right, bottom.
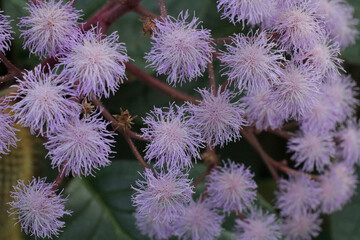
0, 0, 360, 239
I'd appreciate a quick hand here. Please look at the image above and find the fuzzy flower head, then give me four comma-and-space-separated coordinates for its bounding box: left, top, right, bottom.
296, 37, 343, 77
18, 0, 82, 58
206, 160, 257, 214
58, 27, 130, 98
287, 130, 335, 173
145, 11, 214, 86
220, 31, 284, 92
0, 11, 13, 54
282, 212, 322, 240
243, 87, 284, 131
322, 75, 359, 123
0, 104, 19, 156
271, 0, 323, 51
275, 175, 320, 217
187, 88, 247, 148
217, 0, 277, 26
8, 177, 71, 239
234, 208, 282, 240
336, 120, 360, 166
273, 63, 320, 120
319, 163, 357, 214
135, 210, 174, 240
174, 201, 224, 240
132, 169, 193, 224
317, 0, 358, 48
45, 113, 116, 177
141, 104, 203, 170
10, 65, 80, 137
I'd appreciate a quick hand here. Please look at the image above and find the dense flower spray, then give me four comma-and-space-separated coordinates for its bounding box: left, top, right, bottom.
2, 0, 360, 239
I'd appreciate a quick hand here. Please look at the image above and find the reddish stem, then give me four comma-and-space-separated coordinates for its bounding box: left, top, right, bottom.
125, 62, 199, 103
156, 0, 167, 18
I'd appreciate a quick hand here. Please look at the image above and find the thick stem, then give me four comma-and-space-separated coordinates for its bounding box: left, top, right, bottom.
133, 5, 160, 18
266, 128, 295, 140
125, 62, 199, 103
193, 163, 216, 187
212, 37, 232, 44
52, 164, 67, 191
241, 128, 279, 181
156, 0, 167, 18
90, 93, 146, 141
208, 62, 216, 96
0, 53, 22, 75
123, 132, 150, 169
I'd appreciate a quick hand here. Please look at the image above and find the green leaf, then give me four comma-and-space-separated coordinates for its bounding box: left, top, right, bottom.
57, 160, 145, 240
330, 181, 360, 240
339, 0, 360, 65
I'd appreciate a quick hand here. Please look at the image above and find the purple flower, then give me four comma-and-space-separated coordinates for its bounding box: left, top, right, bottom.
219, 31, 284, 91
287, 130, 335, 173
234, 208, 282, 240
275, 175, 320, 217
45, 113, 116, 177
336, 120, 360, 166
141, 104, 203, 170
58, 26, 130, 98
132, 169, 193, 224
134, 210, 174, 240
319, 163, 357, 214
145, 11, 214, 86
0, 11, 13, 54
273, 63, 320, 120
174, 201, 224, 240
295, 36, 343, 77
8, 177, 71, 239
217, 0, 277, 26
316, 0, 358, 48
300, 91, 343, 133
0, 103, 19, 156
18, 0, 82, 58
282, 212, 322, 240
10, 65, 80, 137
243, 87, 284, 131
322, 74, 359, 122
206, 160, 257, 214
270, 0, 323, 51
186, 88, 247, 148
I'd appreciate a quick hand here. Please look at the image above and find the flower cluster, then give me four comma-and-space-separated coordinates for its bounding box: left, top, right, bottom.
2, 0, 360, 239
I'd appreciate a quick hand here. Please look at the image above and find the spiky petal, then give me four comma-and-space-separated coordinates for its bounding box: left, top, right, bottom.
18, 0, 82, 58
174, 201, 224, 240
187, 88, 247, 148
58, 26, 130, 98
8, 177, 71, 239
10, 65, 80, 137
145, 11, 214, 86
219, 31, 284, 91
45, 113, 116, 177
206, 160, 257, 214
141, 103, 203, 170
235, 208, 282, 240
132, 169, 193, 224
